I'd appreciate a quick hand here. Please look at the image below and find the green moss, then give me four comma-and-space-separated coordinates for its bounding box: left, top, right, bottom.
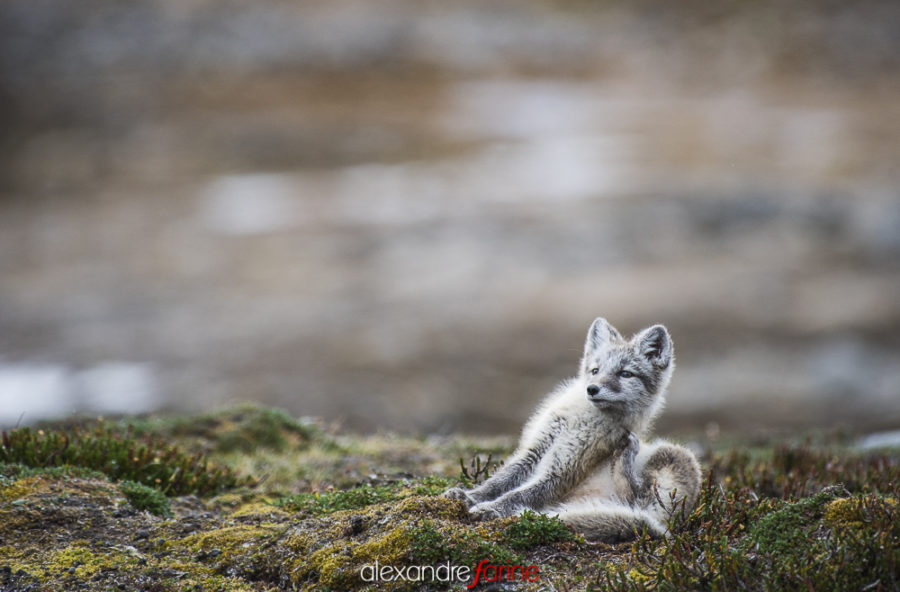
277, 483, 401, 515
209, 406, 313, 453
0, 424, 249, 496
276, 480, 455, 516
411, 475, 453, 496
407, 519, 521, 567
119, 480, 172, 517
404, 519, 446, 564
502, 510, 576, 550
745, 489, 837, 556
0, 462, 108, 483
126, 403, 316, 454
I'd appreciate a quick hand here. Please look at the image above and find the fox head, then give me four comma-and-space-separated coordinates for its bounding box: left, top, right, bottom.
579, 317, 674, 433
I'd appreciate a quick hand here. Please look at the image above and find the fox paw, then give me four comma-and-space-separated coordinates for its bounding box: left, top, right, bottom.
442, 487, 476, 506
470, 503, 503, 520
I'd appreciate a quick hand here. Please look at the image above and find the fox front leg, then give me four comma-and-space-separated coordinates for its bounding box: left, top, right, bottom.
470, 429, 632, 520
615, 431, 642, 504
443, 429, 559, 507
443, 454, 541, 508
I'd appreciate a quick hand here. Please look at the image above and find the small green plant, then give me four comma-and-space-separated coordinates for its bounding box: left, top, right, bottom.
406, 519, 450, 563
412, 475, 453, 496
458, 453, 500, 486
0, 462, 107, 482
277, 477, 452, 515
744, 489, 838, 556
0, 424, 250, 496
119, 480, 173, 517
407, 519, 522, 567
503, 510, 576, 550
277, 483, 402, 515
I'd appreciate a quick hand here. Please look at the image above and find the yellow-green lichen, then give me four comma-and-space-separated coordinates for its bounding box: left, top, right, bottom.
46, 541, 139, 580
353, 524, 415, 565
823, 495, 897, 531
208, 491, 245, 508
0, 545, 31, 576
0, 476, 42, 502
295, 524, 414, 589
228, 501, 288, 519
317, 544, 358, 588
626, 567, 654, 585
180, 524, 280, 557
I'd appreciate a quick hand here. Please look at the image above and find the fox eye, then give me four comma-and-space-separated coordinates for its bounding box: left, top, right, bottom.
590, 368, 599, 375
617, 370, 635, 378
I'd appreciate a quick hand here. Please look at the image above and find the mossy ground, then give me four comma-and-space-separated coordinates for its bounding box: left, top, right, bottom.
1, 405, 898, 591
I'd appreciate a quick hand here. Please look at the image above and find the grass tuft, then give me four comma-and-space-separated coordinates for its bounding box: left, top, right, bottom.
118, 480, 173, 517
276, 483, 402, 515
0, 424, 250, 496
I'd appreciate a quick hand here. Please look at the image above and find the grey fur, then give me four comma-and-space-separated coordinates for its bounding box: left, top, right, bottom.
444, 317, 702, 543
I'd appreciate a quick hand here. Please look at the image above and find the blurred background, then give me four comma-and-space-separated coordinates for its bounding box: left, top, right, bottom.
1, 0, 899, 436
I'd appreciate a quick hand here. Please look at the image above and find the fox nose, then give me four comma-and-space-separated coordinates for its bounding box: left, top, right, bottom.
587, 385, 600, 397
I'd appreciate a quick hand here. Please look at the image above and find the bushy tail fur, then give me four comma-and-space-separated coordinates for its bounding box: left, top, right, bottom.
555, 442, 701, 543
554, 503, 667, 543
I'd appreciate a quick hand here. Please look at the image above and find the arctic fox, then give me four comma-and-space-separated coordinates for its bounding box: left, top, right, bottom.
444, 317, 701, 542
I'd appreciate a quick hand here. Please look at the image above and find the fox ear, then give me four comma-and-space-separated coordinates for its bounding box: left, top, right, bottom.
634, 324, 673, 368
584, 317, 623, 356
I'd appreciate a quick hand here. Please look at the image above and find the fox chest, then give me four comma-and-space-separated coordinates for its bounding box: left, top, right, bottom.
563, 462, 625, 504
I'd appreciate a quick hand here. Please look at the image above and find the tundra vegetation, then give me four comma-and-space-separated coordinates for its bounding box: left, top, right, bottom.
0, 404, 897, 591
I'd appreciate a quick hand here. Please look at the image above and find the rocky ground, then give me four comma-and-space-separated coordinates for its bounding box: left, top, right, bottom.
0, 405, 897, 591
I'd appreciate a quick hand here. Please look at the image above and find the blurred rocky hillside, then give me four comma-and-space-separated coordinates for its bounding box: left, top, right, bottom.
1, 0, 899, 434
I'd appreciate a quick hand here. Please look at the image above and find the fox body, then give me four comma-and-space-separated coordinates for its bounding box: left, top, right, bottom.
444, 318, 701, 542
